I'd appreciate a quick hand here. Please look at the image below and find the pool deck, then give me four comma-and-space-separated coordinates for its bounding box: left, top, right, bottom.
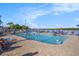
0, 35, 79, 56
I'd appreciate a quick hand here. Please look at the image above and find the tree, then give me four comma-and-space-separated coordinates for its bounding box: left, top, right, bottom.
7, 22, 29, 30
21, 25, 29, 30
0, 15, 3, 26
14, 24, 21, 30
7, 22, 14, 25
7, 22, 15, 29
0, 20, 2, 26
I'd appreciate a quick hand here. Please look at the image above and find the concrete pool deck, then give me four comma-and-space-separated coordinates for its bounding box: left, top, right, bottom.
0, 35, 79, 56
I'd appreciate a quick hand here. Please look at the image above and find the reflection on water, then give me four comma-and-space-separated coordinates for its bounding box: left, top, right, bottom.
16, 32, 67, 45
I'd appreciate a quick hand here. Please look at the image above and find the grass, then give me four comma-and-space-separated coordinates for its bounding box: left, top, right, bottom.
47, 28, 79, 30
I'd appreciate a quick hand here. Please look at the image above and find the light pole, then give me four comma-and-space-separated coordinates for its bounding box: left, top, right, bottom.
25, 19, 26, 26
25, 19, 27, 32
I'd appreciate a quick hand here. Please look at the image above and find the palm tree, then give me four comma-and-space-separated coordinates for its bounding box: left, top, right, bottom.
0, 15, 3, 27
0, 15, 4, 33
0, 20, 2, 26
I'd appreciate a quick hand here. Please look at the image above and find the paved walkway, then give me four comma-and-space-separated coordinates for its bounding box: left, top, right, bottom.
0, 35, 79, 56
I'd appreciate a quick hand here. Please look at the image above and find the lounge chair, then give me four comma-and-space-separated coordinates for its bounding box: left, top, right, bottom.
0, 38, 11, 51
0, 38, 17, 53
0, 32, 6, 37
0, 44, 3, 52
0, 43, 6, 52
3, 38, 17, 43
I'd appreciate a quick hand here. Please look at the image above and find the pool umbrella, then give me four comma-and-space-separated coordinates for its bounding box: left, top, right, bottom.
76, 25, 79, 27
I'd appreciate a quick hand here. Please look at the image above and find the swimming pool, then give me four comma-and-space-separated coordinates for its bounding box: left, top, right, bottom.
16, 32, 67, 44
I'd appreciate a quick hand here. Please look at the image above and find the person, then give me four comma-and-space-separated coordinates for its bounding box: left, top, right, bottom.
61, 31, 64, 35
71, 31, 74, 35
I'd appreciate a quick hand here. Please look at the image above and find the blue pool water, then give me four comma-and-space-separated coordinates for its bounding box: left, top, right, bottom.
16, 32, 67, 44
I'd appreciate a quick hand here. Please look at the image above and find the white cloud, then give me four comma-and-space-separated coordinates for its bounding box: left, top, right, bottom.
16, 3, 79, 28
53, 3, 79, 15
74, 18, 79, 21
16, 4, 51, 28
56, 24, 64, 28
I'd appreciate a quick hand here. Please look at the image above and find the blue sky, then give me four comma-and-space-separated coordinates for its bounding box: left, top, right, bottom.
0, 3, 79, 28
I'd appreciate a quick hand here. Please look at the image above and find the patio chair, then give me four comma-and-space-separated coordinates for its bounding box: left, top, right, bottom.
4, 38, 17, 43
0, 38, 14, 53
